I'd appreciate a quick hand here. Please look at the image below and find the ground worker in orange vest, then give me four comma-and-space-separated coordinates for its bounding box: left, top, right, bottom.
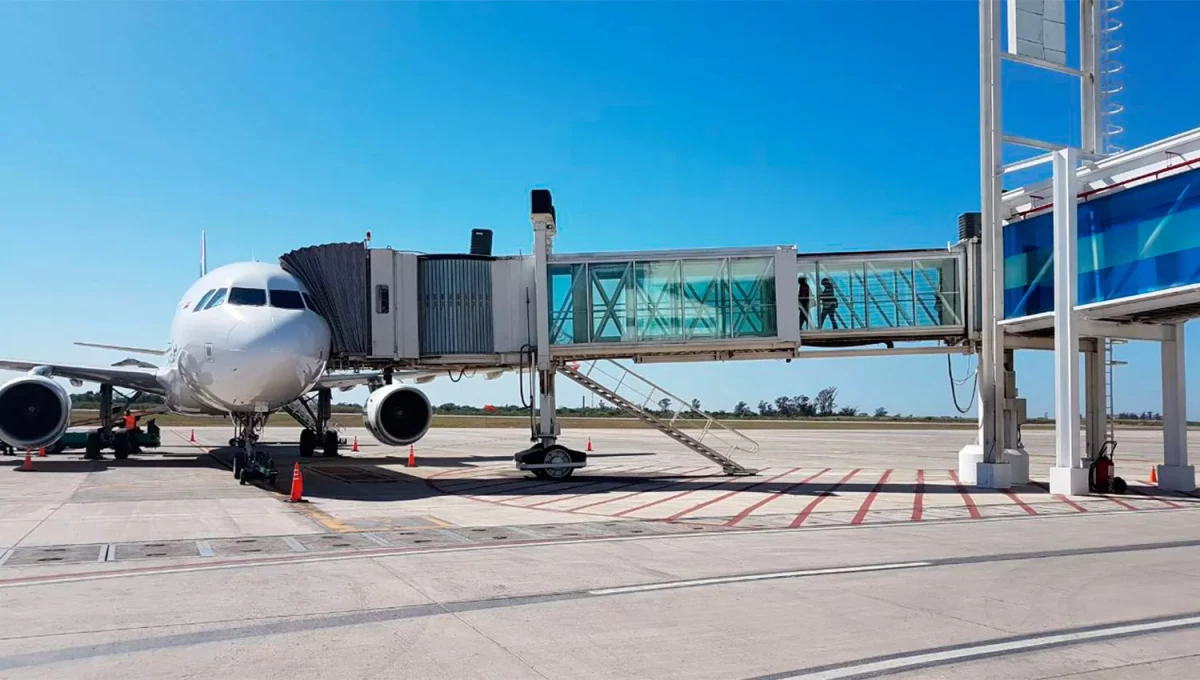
122, 410, 142, 455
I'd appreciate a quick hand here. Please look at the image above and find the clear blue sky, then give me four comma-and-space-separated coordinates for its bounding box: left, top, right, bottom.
2, 1, 1199, 418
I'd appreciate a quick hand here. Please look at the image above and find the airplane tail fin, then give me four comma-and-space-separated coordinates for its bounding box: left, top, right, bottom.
200, 231, 208, 277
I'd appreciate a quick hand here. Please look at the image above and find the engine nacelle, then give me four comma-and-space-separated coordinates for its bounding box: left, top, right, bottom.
0, 374, 72, 450
363, 384, 432, 447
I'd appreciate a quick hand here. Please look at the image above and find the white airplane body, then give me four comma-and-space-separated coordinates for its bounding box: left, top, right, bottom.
0, 253, 439, 458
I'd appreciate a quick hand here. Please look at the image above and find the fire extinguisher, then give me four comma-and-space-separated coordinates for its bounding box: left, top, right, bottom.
1089, 443, 1127, 493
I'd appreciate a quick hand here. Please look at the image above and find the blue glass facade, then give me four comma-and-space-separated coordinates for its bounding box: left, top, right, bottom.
1004, 166, 1200, 319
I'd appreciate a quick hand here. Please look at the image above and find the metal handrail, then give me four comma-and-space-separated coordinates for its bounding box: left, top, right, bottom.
579, 359, 760, 455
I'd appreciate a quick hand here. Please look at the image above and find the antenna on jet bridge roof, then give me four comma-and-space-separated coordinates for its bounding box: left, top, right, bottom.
200, 231, 207, 277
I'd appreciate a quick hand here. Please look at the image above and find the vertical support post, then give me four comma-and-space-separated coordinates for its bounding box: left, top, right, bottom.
1084, 343, 1105, 459
1080, 0, 1101, 155
1158, 323, 1195, 490
966, 0, 1010, 489
1049, 147, 1089, 495
530, 190, 559, 447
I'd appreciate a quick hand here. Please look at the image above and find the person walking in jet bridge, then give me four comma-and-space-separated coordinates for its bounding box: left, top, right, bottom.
797, 276, 812, 330
818, 278, 839, 329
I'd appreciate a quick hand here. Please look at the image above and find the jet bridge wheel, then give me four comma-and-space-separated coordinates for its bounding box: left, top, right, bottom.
299, 429, 316, 458
533, 446, 576, 481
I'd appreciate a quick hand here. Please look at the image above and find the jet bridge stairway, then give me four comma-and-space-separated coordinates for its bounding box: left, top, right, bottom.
557, 360, 760, 476
281, 396, 346, 445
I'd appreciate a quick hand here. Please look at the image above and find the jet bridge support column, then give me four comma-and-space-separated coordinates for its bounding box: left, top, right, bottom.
512, 189, 586, 480
531, 189, 559, 449
1158, 323, 1195, 491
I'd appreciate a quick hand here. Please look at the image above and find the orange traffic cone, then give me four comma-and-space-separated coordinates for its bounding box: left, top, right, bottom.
37, 446, 46, 458
352, 436, 359, 452
586, 437, 593, 452
407, 444, 416, 468
288, 462, 304, 502
1150, 467, 1158, 484
190, 429, 196, 443
20, 450, 33, 472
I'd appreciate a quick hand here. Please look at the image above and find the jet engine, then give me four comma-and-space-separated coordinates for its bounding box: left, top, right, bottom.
363, 384, 433, 447
0, 373, 71, 450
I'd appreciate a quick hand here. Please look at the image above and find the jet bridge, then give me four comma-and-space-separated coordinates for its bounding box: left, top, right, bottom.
281, 190, 978, 477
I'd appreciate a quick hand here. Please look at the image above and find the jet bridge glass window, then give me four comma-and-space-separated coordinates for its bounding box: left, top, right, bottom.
203, 288, 228, 310
192, 289, 216, 312
229, 287, 267, 307
268, 289, 305, 310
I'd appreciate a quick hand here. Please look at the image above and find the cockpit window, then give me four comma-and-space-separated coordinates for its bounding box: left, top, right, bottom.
228, 287, 267, 306
269, 289, 305, 310
203, 288, 228, 310
192, 289, 216, 312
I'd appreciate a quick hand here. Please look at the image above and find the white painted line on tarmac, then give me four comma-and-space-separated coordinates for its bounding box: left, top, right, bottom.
587, 561, 932, 596
281, 536, 307, 553
0, 550, 10, 567
196, 541, 214, 558
362, 533, 391, 547
775, 613, 1200, 679
99, 545, 112, 562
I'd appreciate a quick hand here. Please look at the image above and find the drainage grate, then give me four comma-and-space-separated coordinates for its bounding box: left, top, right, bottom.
293, 533, 381, 552
371, 529, 473, 548
3, 544, 105, 567
111, 541, 201, 561
207, 536, 295, 556
507, 523, 607, 540
309, 466, 406, 484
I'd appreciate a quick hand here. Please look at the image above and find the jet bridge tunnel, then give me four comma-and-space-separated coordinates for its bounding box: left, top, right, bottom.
281, 220, 977, 372
280, 191, 979, 477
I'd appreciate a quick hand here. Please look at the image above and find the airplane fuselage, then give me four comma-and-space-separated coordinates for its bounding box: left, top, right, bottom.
158, 262, 331, 415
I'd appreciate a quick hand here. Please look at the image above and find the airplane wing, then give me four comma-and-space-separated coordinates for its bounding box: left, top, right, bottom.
74, 342, 166, 356
0, 359, 164, 394
315, 368, 509, 391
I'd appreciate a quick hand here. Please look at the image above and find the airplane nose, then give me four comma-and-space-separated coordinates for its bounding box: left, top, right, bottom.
220, 312, 330, 408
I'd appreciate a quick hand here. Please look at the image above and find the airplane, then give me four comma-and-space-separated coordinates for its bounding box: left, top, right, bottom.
0, 236, 444, 478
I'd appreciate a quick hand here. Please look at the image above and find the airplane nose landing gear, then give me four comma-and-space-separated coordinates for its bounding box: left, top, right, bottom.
231, 413, 277, 486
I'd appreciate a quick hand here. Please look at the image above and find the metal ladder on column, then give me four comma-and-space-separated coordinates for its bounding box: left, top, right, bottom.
557, 360, 760, 476
281, 396, 346, 442
1104, 339, 1127, 441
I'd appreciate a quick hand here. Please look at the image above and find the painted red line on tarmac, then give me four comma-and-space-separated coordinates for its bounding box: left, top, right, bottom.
947, 470, 982, 519
789, 469, 862, 528
1127, 485, 1184, 508
515, 467, 688, 508
1098, 493, 1140, 510
497, 465, 666, 505
1139, 481, 1200, 500
567, 472, 718, 513
850, 469, 893, 525
911, 469, 926, 522
1028, 481, 1088, 512
612, 476, 740, 518
666, 467, 803, 521
724, 468, 831, 527
1053, 494, 1089, 512
524, 467, 707, 509
1001, 490, 1039, 516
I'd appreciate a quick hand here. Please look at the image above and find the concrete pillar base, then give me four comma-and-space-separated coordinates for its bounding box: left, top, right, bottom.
1050, 466, 1090, 496
957, 444, 983, 484
1156, 465, 1196, 492
1005, 449, 1030, 485
976, 462, 1012, 489
957, 445, 1026, 486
